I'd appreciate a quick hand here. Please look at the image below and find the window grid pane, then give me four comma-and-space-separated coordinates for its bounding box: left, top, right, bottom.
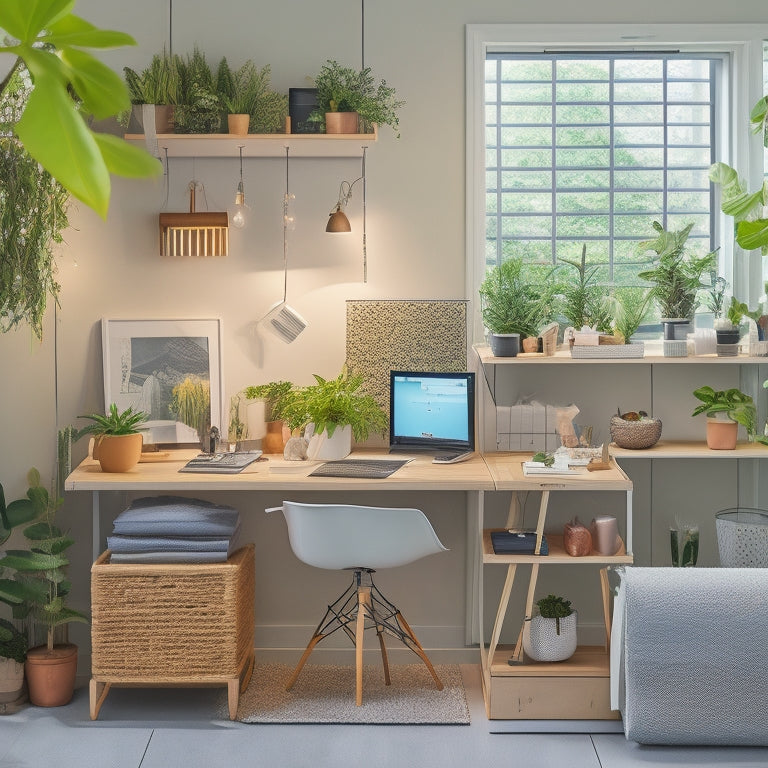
485, 53, 718, 280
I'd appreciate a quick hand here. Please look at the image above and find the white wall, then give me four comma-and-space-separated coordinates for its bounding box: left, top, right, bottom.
2, 0, 767, 666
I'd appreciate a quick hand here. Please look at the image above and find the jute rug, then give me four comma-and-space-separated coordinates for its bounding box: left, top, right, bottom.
221, 663, 470, 725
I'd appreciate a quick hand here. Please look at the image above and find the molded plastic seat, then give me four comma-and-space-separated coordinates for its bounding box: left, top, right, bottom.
266, 501, 448, 705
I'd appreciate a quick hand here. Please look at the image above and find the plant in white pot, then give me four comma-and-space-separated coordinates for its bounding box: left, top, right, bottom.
523, 594, 577, 662
0, 618, 26, 705
281, 368, 387, 460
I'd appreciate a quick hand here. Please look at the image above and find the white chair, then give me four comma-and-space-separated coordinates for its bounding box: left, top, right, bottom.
266, 501, 448, 705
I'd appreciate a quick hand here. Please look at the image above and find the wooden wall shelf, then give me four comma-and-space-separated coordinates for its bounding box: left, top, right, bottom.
125, 129, 377, 159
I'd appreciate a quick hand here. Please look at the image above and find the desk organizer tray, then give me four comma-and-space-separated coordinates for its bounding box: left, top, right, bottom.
90, 544, 255, 721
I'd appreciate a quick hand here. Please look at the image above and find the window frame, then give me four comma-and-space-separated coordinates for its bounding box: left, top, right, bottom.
466, 23, 768, 344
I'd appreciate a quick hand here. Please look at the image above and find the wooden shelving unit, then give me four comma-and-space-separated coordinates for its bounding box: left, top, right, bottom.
610, 440, 768, 459
477, 452, 633, 720
125, 128, 377, 158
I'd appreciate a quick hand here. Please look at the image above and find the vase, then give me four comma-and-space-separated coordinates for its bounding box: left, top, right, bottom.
129, 104, 175, 134
325, 111, 359, 134
522, 612, 578, 662
670, 525, 699, 567
661, 318, 692, 340
706, 416, 738, 450
25, 644, 78, 707
227, 114, 249, 135
93, 433, 143, 472
262, 420, 290, 454
489, 333, 519, 357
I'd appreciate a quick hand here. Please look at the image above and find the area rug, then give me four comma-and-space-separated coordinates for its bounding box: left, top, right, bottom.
220, 663, 470, 725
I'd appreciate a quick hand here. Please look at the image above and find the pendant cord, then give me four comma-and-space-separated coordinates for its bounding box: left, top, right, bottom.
362, 146, 367, 283
361, 0, 365, 70
283, 147, 289, 303
168, 0, 173, 56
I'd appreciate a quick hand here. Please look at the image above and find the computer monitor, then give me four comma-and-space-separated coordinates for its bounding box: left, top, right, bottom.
389, 370, 475, 454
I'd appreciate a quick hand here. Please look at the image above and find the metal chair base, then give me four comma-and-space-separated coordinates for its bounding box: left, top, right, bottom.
285, 568, 444, 705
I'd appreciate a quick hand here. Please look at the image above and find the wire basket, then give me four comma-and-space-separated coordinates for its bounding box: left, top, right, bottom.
715, 508, 768, 567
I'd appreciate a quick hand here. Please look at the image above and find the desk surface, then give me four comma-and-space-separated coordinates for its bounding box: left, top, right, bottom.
65, 449, 496, 492
65, 450, 633, 493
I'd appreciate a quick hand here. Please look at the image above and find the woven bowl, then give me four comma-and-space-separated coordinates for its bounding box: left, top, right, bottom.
610, 415, 662, 449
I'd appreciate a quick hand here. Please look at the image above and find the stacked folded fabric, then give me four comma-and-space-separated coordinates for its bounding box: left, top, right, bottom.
107, 496, 241, 564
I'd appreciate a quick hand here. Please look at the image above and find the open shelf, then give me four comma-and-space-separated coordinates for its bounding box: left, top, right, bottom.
475, 343, 768, 365
482, 531, 633, 565
610, 440, 768, 458
125, 130, 377, 158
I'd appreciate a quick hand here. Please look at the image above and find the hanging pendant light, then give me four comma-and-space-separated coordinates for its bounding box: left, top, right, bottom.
231, 145, 249, 229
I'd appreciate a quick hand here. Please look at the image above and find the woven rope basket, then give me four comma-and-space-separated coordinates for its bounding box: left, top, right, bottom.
609, 416, 662, 450
91, 545, 254, 680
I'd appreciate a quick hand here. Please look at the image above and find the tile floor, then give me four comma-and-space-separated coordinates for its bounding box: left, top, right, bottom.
1, 665, 767, 768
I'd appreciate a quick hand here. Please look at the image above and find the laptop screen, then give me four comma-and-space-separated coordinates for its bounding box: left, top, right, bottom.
389, 371, 475, 453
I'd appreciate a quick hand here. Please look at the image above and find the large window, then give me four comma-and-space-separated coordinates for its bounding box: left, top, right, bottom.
467, 25, 768, 340
485, 54, 721, 285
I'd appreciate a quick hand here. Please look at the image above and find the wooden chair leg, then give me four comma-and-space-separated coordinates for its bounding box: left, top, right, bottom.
397, 611, 443, 690
356, 587, 369, 706
227, 678, 239, 720
286, 633, 323, 691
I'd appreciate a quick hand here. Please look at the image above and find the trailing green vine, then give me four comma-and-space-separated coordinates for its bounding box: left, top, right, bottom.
0, 68, 69, 340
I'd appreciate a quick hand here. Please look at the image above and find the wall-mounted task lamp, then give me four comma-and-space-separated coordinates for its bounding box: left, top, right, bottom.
325, 147, 368, 282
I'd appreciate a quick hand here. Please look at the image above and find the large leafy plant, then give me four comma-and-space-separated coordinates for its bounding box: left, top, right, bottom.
710, 95, 768, 254
0, 0, 162, 218
280, 368, 387, 442
0, 468, 88, 652
78, 403, 148, 436
637, 221, 718, 321
244, 381, 294, 423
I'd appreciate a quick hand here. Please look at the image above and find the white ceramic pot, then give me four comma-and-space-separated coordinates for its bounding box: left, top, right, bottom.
306, 424, 352, 461
523, 611, 578, 662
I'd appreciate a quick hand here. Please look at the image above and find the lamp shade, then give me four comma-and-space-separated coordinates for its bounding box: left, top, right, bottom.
326, 207, 351, 233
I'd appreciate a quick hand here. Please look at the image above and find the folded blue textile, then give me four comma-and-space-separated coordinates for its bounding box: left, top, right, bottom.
106, 535, 235, 553
112, 496, 240, 537
108, 551, 229, 564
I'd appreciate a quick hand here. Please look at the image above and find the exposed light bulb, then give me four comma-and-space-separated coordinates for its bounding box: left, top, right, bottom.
231, 180, 248, 229
283, 192, 296, 231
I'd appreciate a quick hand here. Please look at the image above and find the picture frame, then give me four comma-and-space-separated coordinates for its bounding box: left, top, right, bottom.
101, 318, 224, 447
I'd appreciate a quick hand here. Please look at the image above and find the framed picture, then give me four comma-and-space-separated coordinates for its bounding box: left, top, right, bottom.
102, 319, 224, 447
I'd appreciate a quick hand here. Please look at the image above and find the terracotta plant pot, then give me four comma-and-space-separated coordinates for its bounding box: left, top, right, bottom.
227, 113, 249, 135
25, 644, 78, 707
93, 433, 143, 472
325, 111, 359, 134
130, 104, 175, 134
262, 420, 290, 454
706, 417, 738, 450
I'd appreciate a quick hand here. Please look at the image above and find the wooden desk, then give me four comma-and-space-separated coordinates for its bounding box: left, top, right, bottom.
65, 449, 495, 559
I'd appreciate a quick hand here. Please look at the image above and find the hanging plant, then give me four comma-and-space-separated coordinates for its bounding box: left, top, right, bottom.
0, 68, 69, 340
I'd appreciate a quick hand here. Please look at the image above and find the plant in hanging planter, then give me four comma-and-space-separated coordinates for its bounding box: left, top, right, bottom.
691, 385, 757, 449
522, 594, 578, 662
309, 60, 403, 136
710, 95, 768, 255
637, 221, 718, 330
0, 68, 69, 340
78, 404, 148, 473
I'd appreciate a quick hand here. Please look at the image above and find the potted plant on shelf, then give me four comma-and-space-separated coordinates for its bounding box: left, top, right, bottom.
691, 385, 757, 450
710, 94, 768, 256
280, 367, 388, 460
309, 59, 404, 136
78, 404, 148, 473
479, 257, 556, 356
244, 381, 295, 454
637, 221, 718, 345
522, 594, 578, 662
556, 244, 614, 336
10, 469, 89, 707
123, 50, 182, 133
174, 47, 222, 134
611, 286, 652, 353
216, 60, 286, 135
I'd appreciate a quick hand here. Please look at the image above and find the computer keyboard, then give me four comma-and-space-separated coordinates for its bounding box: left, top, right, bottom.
432, 451, 474, 464
309, 459, 409, 479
